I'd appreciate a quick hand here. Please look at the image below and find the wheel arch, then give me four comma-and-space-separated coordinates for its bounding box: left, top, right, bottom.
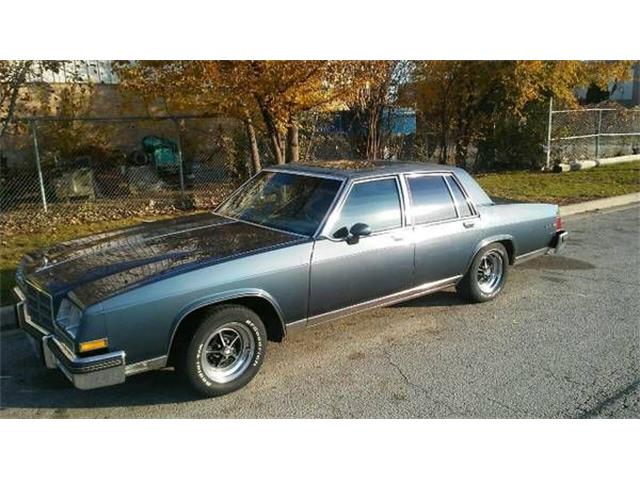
166, 289, 287, 362
467, 235, 517, 272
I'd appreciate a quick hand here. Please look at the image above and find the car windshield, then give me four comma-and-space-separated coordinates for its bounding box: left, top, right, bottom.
216, 171, 342, 236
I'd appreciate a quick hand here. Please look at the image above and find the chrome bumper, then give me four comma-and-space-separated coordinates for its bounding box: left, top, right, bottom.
14, 286, 126, 390
551, 230, 568, 254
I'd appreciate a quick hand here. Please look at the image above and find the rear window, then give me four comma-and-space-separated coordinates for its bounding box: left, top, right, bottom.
407, 175, 457, 224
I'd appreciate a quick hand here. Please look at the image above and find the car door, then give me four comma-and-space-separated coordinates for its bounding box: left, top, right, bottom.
406, 173, 482, 286
308, 176, 414, 323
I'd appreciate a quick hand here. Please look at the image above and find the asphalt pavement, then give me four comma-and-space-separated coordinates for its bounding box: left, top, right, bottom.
1, 205, 638, 418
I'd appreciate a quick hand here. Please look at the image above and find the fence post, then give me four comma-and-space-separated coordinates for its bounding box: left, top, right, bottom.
30, 121, 48, 213
545, 97, 553, 170
595, 109, 603, 159
174, 121, 186, 205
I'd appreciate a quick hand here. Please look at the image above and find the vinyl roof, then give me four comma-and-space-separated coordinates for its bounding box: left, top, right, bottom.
268, 160, 463, 180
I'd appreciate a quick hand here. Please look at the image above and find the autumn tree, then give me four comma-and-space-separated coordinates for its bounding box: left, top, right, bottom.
344, 61, 412, 160
214, 61, 378, 164
0, 61, 61, 156
407, 60, 632, 169
116, 61, 267, 172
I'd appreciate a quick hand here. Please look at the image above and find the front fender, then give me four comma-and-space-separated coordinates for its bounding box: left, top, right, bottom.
166, 288, 286, 353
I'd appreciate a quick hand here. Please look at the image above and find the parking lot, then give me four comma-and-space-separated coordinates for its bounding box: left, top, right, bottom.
1, 205, 638, 418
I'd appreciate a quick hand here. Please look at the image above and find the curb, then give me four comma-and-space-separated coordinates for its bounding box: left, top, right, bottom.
0, 304, 17, 331
555, 154, 640, 172
560, 192, 640, 217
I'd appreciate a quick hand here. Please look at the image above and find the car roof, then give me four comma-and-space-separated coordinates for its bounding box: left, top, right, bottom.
267, 160, 464, 180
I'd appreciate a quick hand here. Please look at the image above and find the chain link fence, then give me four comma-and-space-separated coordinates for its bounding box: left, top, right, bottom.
545, 102, 640, 168
0, 110, 419, 234
1, 105, 638, 233
0, 114, 268, 232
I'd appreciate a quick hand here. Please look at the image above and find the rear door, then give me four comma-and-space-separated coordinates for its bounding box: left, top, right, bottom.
308, 176, 414, 322
407, 173, 481, 285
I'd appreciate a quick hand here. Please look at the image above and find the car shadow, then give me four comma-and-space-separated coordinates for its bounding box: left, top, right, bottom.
0, 255, 577, 413
0, 331, 204, 411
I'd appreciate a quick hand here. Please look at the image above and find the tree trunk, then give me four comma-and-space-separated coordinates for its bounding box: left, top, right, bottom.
367, 107, 381, 160
285, 123, 299, 163
257, 101, 285, 164
244, 114, 261, 174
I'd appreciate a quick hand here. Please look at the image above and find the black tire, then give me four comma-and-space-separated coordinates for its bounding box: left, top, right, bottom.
457, 242, 509, 303
176, 304, 267, 397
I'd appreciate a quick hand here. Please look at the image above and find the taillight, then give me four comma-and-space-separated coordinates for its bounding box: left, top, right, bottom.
555, 215, 563, 231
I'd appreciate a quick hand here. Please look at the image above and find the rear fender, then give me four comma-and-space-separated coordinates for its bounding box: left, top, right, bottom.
464, 234, 517, 273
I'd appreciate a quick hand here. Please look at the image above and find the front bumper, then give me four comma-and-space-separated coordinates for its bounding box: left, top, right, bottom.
14, 286, 126, 390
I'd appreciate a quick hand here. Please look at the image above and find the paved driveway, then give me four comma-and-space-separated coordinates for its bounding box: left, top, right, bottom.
1, 205, 638, 418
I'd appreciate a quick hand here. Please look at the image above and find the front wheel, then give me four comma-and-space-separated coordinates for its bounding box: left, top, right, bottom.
457, 243, 509, 303
176, 305, 267, 397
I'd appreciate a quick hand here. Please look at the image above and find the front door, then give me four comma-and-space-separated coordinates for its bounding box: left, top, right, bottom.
308, 177, 414, 323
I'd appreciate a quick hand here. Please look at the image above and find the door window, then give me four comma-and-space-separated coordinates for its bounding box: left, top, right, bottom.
407, 175, 457, 224
332, 178, 402, 235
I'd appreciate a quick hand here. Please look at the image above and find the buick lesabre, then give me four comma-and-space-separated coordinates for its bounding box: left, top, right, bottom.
14, 161, 567, 396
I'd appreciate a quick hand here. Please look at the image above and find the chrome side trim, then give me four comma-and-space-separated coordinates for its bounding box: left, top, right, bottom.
263, 166, 347, 181
514, 247, 550, 265
284, 318, 307, 332
307, 275, 463, 327
125, 355, 168, 376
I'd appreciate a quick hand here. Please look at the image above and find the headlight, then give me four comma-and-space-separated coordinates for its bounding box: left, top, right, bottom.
56, 298, 83, 339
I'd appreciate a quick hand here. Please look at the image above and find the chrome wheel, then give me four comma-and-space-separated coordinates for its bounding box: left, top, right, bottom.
476, 250, 504, 295
200, 322, 255, 384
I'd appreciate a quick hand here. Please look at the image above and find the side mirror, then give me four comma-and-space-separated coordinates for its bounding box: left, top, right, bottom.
333, 226, 349, 240
349, 223, 372, 238
332, 223, 372, 244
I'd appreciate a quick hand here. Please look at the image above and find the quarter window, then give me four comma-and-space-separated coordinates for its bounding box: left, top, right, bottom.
446, 176, 473, 217
332, 179, 402, 235
407, 175, 457, 224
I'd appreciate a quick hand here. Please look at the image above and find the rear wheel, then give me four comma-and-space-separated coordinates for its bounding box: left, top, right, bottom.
457, 243, 509, 303
176, 305, 267, 397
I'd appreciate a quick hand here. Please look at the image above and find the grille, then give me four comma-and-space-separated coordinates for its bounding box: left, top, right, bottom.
24, 281, 54, 330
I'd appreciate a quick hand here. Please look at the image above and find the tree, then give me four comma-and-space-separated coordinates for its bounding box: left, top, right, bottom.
216, 61, 377, 164
0, 61, 61, 154
116, 61, 378, 167
116, 61, 265, 172
345, 61, 412, 160
408, 60, 632, 169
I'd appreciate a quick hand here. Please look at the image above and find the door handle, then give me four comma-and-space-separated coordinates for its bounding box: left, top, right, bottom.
463, 221, 476, 229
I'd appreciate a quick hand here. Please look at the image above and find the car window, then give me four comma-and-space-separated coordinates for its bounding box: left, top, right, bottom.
446, 176, 473, 217
332, 178, 402, 235
407, 175, 457, 224
217, 171, 342, 236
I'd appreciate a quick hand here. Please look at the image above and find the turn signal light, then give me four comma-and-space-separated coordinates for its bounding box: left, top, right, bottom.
79, 338, 109, 353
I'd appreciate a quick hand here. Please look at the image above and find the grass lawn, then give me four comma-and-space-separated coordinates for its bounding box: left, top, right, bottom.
1, 160, 638, 307
0, 215, 174, 306
477, 160, 640, 205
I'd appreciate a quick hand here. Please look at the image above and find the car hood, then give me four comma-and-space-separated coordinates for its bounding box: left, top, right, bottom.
21, 213, 304, 306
